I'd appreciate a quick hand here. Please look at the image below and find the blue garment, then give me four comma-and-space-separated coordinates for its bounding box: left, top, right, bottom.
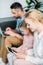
16, 16, 24, 34
7, 52, 13, 65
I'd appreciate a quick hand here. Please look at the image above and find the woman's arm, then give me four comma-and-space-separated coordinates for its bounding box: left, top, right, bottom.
25, 55, 43, 64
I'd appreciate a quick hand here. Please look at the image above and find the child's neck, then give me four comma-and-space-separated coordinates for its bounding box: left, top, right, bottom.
25, 32, 32, 36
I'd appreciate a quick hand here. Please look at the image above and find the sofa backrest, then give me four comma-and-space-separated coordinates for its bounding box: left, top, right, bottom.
0, 17, 17, 31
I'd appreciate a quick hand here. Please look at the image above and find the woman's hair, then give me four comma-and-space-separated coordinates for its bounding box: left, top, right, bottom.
25, 9, 43, 23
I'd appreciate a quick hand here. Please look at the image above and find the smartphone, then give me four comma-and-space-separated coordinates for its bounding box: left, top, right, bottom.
7, 47, 17, 53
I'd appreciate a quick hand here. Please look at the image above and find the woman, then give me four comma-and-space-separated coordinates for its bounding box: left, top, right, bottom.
13, 9, 43, 65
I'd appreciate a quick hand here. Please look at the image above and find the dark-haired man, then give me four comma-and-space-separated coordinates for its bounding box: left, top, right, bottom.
1, 2, 24, 64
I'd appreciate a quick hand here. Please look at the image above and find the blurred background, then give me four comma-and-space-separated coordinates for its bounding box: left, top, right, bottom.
0, 0, 43, 18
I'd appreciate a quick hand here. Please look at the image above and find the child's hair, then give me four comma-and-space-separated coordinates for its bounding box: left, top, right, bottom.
25, 9, 43, 23
19, 20, 27, 29
19, 20, 33, 35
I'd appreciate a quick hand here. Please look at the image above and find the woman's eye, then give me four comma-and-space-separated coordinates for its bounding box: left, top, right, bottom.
27, 24, 30, 28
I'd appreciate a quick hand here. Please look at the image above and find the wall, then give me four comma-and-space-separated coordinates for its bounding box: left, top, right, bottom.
0, 0, 43, 18
0, 0, 27, 18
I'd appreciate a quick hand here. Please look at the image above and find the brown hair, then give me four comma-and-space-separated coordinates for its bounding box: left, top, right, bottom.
19, 20, 27, 29
19, 20, 33, 35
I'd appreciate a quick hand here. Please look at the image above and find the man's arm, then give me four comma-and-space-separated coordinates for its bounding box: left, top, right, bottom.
5, 29, 23, 40
13, 32, 23, 40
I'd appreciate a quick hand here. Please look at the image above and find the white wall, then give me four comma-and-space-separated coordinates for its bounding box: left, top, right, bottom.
0, 0, 27, 18
0, 0, 43, 18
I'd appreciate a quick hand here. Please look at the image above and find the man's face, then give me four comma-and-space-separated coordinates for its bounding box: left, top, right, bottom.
11, 9, 22, 18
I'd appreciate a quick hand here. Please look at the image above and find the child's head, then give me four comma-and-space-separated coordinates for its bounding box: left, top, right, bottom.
25, 9, 43, 32
19, 21, 29, 35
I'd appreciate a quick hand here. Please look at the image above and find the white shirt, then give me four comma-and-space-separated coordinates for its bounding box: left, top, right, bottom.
25, 31, 43, 65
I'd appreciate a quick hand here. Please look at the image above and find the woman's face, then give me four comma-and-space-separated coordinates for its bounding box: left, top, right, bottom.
25, 18, 37, 32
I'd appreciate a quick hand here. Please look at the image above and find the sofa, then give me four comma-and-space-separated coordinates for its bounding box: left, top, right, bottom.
0, 17, 17, 48
0, 17, 17, 31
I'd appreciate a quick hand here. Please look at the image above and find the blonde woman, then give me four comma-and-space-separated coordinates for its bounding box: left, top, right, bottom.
25, 9, 43, 65
13, 9, 43, 65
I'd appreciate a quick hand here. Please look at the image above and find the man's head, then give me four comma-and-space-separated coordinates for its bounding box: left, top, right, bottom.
10, 2, 24, 18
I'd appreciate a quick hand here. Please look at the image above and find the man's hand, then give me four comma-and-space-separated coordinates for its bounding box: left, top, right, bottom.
5, 30, 16, 36
5, 27, 23, 40
6, 27, 12, 31
5, 27, 17, 36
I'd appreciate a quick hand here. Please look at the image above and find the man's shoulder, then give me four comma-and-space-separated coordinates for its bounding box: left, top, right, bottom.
17, 16, 25, 22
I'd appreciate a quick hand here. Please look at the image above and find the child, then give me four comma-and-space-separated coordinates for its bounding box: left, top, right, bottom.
12, 21, 33, 65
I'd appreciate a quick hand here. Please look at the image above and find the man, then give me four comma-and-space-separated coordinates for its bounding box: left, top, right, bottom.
1, 2, 24, 64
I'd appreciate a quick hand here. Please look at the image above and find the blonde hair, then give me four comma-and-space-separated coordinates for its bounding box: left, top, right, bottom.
25, 9, 43, 23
